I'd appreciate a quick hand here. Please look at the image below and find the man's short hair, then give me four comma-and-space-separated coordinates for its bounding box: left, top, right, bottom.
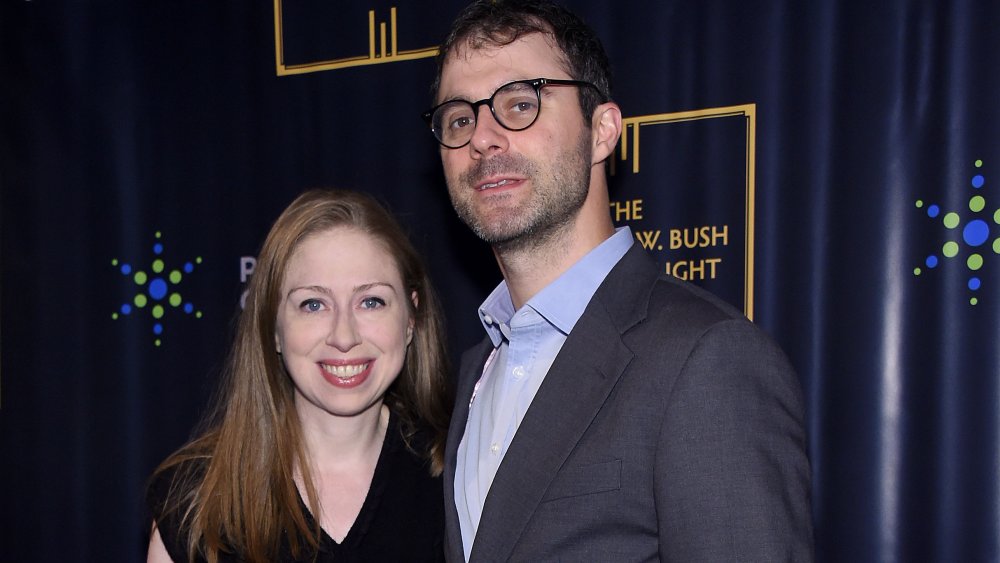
431, 0, 613, 126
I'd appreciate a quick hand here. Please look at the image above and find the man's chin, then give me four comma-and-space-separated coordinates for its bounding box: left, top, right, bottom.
470, 223, 525, 246
459, 208, 525, 241
473, 220, 565, 255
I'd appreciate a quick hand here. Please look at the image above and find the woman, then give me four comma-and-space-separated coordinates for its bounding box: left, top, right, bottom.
147, 189, 452, 563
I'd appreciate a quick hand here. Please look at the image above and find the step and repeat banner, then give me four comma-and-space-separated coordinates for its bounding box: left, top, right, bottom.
2, 1, 998, 561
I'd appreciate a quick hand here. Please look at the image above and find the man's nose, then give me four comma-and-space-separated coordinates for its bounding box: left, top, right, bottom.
468, 105, 510, 157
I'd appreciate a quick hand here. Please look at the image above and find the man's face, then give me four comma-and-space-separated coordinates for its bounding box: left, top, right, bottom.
436, 33, 595, 250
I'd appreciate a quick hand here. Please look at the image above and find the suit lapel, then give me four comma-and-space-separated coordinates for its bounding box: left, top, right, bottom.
445, 339, 493, 562
469, 245, 657, 562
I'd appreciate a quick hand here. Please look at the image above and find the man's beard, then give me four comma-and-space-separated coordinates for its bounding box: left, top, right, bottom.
448, 133, 592, 253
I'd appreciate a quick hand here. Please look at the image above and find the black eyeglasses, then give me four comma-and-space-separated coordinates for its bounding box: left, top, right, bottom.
422, 78, 603, 149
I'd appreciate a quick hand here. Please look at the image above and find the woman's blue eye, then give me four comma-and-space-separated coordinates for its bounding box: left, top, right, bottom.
361, 296, 386, 309
301, 299, 323, 312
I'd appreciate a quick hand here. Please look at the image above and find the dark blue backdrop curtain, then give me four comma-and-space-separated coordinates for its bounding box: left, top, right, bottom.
2, 1, 998, 561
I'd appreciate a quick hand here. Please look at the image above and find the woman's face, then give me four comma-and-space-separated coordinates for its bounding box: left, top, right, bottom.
275, 227, 414, 424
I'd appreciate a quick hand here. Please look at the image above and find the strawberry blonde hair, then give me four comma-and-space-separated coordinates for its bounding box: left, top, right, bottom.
149, 189, 451, 563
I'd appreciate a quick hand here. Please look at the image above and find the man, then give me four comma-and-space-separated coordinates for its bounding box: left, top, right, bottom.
422, 1, 813, 561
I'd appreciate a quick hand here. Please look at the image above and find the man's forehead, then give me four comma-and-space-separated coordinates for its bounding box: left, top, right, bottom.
439, 33, 571, 92
447, 30, 561, 62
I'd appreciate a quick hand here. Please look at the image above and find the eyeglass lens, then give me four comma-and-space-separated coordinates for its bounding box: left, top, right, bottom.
432, 81, 541, 148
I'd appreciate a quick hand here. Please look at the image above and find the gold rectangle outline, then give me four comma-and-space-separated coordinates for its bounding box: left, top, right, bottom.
620, 103, 756, 320
273, 1, 439, 76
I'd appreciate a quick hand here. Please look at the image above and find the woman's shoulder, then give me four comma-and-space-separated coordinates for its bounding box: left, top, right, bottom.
148, 455, 208, 512
147, 454, 213, 563
385, 410, 437, 468
372, 411, 440, 510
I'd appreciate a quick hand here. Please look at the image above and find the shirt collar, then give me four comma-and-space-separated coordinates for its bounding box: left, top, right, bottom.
478, 227, 634, 346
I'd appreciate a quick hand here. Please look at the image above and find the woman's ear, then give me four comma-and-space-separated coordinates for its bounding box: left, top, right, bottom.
407, 290, 419, 344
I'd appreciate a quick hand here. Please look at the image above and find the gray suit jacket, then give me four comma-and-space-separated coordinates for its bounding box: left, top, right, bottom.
444, 245, 813, 562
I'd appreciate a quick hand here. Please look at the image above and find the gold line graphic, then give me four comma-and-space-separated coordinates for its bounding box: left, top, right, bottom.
369, 11, 376, 60
274, 3, 439, 76
272, 0, 284, 76
618, 104, 756, 319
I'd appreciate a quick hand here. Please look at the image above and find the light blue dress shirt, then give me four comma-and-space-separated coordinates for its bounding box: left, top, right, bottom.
455, 227, 634, 560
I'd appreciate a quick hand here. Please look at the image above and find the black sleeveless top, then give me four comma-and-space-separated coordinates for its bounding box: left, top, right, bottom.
148, 412, 444, 562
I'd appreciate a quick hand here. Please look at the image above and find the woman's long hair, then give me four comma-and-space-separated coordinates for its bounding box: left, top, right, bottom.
149, 189, 452, 563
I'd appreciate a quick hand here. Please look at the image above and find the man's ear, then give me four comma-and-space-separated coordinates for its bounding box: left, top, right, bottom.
591, 102, 622, 165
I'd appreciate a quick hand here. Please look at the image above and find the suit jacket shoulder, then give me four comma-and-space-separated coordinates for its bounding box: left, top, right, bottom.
449, 245, 813, 562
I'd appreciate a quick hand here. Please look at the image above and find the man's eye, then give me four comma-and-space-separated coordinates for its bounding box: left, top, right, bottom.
450, 116, 473, 130
509, 100, 537, 113
361, 296, 386, 309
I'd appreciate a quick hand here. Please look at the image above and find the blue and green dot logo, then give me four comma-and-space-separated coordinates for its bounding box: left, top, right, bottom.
111, 232, 203, 345
914, 159, 997, 305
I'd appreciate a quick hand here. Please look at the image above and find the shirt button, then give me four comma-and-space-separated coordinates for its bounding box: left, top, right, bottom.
512, 366, 525, 379
482, 314, 494, 325
490, 443, 500, 454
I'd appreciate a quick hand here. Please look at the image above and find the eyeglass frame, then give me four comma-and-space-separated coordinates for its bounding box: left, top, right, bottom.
421, 77, 605, 149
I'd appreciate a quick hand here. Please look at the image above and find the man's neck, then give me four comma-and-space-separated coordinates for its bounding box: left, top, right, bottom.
495, 210, 615, 310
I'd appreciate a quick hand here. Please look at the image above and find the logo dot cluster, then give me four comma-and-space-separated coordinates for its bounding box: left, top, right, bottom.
914, 159, 997, 305
111, 232, 203, 345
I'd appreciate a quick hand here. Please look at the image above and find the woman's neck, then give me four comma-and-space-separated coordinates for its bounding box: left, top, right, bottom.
297, 401, 389, 470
